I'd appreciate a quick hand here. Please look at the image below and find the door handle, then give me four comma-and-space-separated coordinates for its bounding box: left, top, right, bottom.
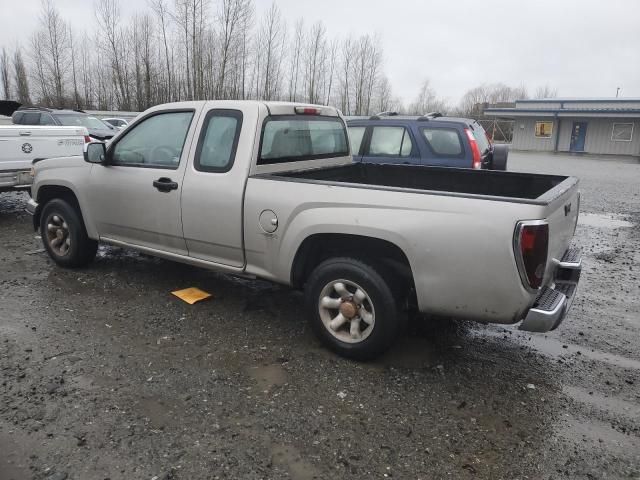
153, 177, 178, 192
19, 131, 32, 136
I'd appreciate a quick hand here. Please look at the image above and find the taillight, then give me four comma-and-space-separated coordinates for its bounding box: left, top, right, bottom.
515, 221, 549, 290
465, 128, 482, 169
84, 135, 92, 144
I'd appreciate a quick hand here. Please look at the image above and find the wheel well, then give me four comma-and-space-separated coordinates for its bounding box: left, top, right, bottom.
291, 234, 415, 290
33, 185, 80, 230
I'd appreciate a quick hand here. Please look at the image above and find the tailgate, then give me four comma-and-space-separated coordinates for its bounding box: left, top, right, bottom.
542, 178, 580, 271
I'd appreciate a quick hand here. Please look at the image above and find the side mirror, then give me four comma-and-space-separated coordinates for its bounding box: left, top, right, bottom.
84, 141, 107, 164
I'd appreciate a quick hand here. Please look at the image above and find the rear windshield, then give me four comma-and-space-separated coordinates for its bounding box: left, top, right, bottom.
259, 116, 349, 165
472, 122, 490, 153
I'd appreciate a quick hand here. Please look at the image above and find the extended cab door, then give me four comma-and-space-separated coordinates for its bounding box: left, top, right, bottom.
180, 103, 259, 268
87, 108, 198, 255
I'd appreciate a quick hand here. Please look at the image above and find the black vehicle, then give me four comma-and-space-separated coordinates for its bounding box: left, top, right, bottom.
12, 106, 117, 141
346, 113, 509, 170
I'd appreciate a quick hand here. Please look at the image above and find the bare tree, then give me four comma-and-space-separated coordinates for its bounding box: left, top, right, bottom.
0, 48, 10, 100
216, 0, 251, 98
374, 75, 393, 113
2, 0, 407, 111
38, 0, 71, 106
324, 39, 338, 106
13, 48, 31, 105
287, 19, 304, 101
534, 85, 557, 99
303, 22, 326, 104
150, 0, 173, 101
337, 37, 353, 114
408, 79, 448, 114
257, 3, 285, 100
96, 0, 132, 109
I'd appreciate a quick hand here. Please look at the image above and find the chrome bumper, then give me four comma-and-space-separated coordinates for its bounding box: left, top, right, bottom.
520, 247, 581, 333
26, 198, 38, 215
0, 170, 32, 190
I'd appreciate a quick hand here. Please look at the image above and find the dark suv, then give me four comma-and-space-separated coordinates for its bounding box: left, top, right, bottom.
12, 107, 117, 141
346, 113, 508, 170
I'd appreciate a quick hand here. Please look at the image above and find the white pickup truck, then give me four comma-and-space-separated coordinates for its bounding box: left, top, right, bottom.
0, 125, 89, 193
27, 101, 582, 359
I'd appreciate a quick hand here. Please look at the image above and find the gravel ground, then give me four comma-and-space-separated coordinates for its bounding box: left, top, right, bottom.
1, 151, 639, 480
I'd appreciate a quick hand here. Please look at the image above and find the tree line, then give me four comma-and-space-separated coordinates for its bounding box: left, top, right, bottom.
0, 0, 555, 116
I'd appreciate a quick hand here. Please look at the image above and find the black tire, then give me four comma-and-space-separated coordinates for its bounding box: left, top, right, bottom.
490, 144, 509, 170
305, 257, 403, 360
40, 198, 98, 268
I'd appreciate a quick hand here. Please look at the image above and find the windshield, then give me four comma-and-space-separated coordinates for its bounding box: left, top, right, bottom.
56, 114, 111, 130
259, 116, 349, 165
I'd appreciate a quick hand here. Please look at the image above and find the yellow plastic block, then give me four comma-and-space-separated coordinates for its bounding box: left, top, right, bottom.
171, 287, 212, 305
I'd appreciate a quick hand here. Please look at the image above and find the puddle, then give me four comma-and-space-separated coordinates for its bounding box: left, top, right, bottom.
270, 444, 320, 480
563, 385, 640, 418
247, 363, 288, 391
578, 212, 634, 229
136, 397, 179, 429
557, 415, 640, 453
481, 329, 640, 371
373, 336, 440, 370
0, 429, 35, 480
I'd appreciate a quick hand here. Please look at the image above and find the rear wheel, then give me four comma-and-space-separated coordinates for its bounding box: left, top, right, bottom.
40, 199, 97, 268
305, 257, 403, 360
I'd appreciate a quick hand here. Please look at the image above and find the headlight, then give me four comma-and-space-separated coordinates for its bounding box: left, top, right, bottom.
30, 166, 35, 177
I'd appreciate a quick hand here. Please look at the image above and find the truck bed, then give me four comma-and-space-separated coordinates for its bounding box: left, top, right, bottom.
269, 163, 574, 204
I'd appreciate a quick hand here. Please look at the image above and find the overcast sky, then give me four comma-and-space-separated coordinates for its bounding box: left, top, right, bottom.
1, 0, 639, 104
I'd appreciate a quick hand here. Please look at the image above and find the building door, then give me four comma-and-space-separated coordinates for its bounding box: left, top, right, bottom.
570, 122, 588, 152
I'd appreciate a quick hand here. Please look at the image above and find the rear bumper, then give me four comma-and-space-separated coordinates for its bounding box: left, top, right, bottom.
519, 247, 581, 333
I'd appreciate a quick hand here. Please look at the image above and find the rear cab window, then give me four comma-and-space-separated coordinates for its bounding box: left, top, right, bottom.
194, 110, 243, 173
258, 116, 349, 165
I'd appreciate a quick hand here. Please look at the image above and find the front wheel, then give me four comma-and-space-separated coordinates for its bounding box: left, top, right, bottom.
305, 257, 403, 360
40, 199, 98, 268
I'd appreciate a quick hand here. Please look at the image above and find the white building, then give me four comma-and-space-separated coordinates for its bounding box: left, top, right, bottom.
485, 98, 640, 157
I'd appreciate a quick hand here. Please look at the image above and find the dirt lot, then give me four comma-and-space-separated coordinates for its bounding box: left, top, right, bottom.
1, 152, 639, 480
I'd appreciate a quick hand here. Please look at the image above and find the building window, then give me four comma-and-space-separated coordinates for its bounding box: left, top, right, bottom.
534, 121, 553, 138
611, 123, 633, 142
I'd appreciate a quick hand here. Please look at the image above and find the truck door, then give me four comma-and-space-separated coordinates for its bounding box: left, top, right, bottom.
87, 109, 197, 255
180, 106, 252, 268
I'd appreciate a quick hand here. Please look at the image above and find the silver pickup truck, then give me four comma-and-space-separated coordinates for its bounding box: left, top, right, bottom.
27, 101, 582, 359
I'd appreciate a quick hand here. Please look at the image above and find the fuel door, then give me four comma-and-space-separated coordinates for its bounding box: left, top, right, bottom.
259, 209, 278, 234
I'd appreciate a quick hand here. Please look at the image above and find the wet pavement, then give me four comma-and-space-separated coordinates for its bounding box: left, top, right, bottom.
1, 151, 639, 479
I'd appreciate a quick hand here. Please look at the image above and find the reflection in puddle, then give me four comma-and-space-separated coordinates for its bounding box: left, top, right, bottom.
563, 385, 640, 418
578, 212, 634, 229
480, 329, 640, 371
247, 363, 288, 391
